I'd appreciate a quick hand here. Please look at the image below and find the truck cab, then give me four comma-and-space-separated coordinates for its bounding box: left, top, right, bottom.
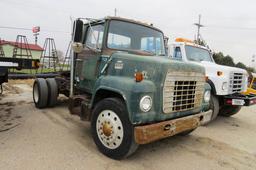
169, 38, 255, 122
32, 17, 212, 159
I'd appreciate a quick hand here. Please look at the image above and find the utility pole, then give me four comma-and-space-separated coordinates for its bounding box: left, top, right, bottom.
194, 14, 204, 43
114, 8, 117, 16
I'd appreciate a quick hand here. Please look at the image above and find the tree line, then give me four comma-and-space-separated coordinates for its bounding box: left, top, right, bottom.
213, 52, 254, 75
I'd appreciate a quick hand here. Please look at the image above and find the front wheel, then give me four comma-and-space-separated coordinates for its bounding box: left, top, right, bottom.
91, 98, 138, 159
203, 94, 219, 125
219, 105, 242, 117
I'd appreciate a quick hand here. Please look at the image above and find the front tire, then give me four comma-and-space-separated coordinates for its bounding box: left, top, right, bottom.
204, 94, 219, 125
91, 98, 138, 159
33, 78, 48, 109
219, 105, 242, 117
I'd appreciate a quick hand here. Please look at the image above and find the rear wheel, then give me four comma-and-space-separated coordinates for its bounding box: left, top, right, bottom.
219, 105, 242, 117
91, 98, 138, 159
46, 78, 58, 107
33, 78, 48, 109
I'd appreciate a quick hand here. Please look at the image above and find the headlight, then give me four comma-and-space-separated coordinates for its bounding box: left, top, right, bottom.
139, 96, 152, 112
222, 82, 228, 90
204, 91, 211, 102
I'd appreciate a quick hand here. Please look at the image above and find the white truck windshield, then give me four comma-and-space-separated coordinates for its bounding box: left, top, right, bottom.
107, 20, 166, 56
185, 45, 213, 62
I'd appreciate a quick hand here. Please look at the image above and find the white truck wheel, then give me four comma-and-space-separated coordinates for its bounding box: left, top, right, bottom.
91, 98, 138, 159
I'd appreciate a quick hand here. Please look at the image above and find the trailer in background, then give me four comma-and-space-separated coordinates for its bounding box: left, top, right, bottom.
0, 57, 39, 93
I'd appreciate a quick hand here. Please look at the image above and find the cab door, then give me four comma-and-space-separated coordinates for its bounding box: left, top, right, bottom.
76, 23, 104, 92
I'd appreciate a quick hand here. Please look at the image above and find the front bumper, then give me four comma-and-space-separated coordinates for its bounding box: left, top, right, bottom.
223, 94, 256, 106
134, 109, 213, 144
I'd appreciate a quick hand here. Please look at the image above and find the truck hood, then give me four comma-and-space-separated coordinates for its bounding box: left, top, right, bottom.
108, 53, 205, 82
190, 61, 247, 75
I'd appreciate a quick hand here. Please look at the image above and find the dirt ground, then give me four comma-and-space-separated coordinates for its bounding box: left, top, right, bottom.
0, 80, 256, 170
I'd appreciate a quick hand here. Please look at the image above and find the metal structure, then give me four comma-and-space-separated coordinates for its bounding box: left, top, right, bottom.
194, 14, 204, 44
60, 41, 72, 71
12, 35, 33, 59
39, 38, 59, 73
0, 39, 5, 57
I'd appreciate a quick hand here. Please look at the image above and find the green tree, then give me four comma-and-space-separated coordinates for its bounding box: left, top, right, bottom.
213, 53, 235, 66
213, 52, 224, 64
222, 55, 235, 67
236, 62, 247, 69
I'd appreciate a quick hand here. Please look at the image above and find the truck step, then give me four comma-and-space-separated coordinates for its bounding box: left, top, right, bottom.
68, 95, 91, 121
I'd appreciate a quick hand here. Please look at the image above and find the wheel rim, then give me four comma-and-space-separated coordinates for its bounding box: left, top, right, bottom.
96, 110, 124, 149
33, 83, 39, 103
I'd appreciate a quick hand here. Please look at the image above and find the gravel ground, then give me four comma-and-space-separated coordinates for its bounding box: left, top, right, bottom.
0, 81, 256, 170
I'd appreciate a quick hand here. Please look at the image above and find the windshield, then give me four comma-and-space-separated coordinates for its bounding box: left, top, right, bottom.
185, 45, 213, 62
107, 20, 166, 56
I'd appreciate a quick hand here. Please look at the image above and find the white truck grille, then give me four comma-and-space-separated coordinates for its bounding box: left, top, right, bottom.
163, 71, 205, 114
229, 72, 244, 93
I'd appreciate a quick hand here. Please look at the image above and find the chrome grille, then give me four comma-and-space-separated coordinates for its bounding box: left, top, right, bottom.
163, 71, 204, 114
229, 72, 244, 93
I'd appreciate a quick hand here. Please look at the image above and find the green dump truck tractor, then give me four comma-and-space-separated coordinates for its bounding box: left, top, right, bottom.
32, 17, 212, 159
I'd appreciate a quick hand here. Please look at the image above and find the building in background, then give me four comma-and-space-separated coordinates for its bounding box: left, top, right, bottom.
0, 40, 43, 59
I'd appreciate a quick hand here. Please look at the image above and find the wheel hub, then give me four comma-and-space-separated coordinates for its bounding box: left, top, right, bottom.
96, 110, 124, 149
102, 122, 112, 137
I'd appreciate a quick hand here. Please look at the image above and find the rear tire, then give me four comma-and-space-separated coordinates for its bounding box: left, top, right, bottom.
33, 78, 48, 109
46, 78, 58, 107
219, 105, 242, 117
91, 98, 138, 159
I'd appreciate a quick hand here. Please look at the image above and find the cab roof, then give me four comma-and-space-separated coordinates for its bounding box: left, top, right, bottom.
80, 16, 163, 33
172, 41, 210, 51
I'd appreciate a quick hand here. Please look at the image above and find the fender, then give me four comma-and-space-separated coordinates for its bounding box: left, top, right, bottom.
207, 79, 216, 95
92, 76, 156, 122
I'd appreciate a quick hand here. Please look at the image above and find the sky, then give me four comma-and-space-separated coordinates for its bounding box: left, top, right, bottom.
1, 0, 256, 66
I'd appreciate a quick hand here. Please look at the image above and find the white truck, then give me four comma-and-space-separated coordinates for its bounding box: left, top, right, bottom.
169, 38, 256, 122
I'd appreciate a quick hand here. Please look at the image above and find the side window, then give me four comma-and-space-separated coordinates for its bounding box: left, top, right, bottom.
174, 47, 182, 59
86, 24, 104, 50
107, 33, 131, 49
141, 37, 163, 55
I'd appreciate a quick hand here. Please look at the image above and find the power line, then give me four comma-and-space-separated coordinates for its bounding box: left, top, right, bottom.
0, 26, 30, 31
206, 25, 256, 31
0, 25, 69, 33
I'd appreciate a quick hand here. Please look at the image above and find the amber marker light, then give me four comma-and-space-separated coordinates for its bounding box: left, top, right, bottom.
175, 38, 194, 43
135, 72, 143, 82
217, 71, 223, 76
205, 76, 209, 81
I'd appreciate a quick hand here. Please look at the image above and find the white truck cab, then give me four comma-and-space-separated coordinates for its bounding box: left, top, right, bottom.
169, 38, 255, 122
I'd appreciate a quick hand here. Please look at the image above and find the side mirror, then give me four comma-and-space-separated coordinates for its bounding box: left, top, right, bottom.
72, 42, 83, 53
73, 19, 83, 42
